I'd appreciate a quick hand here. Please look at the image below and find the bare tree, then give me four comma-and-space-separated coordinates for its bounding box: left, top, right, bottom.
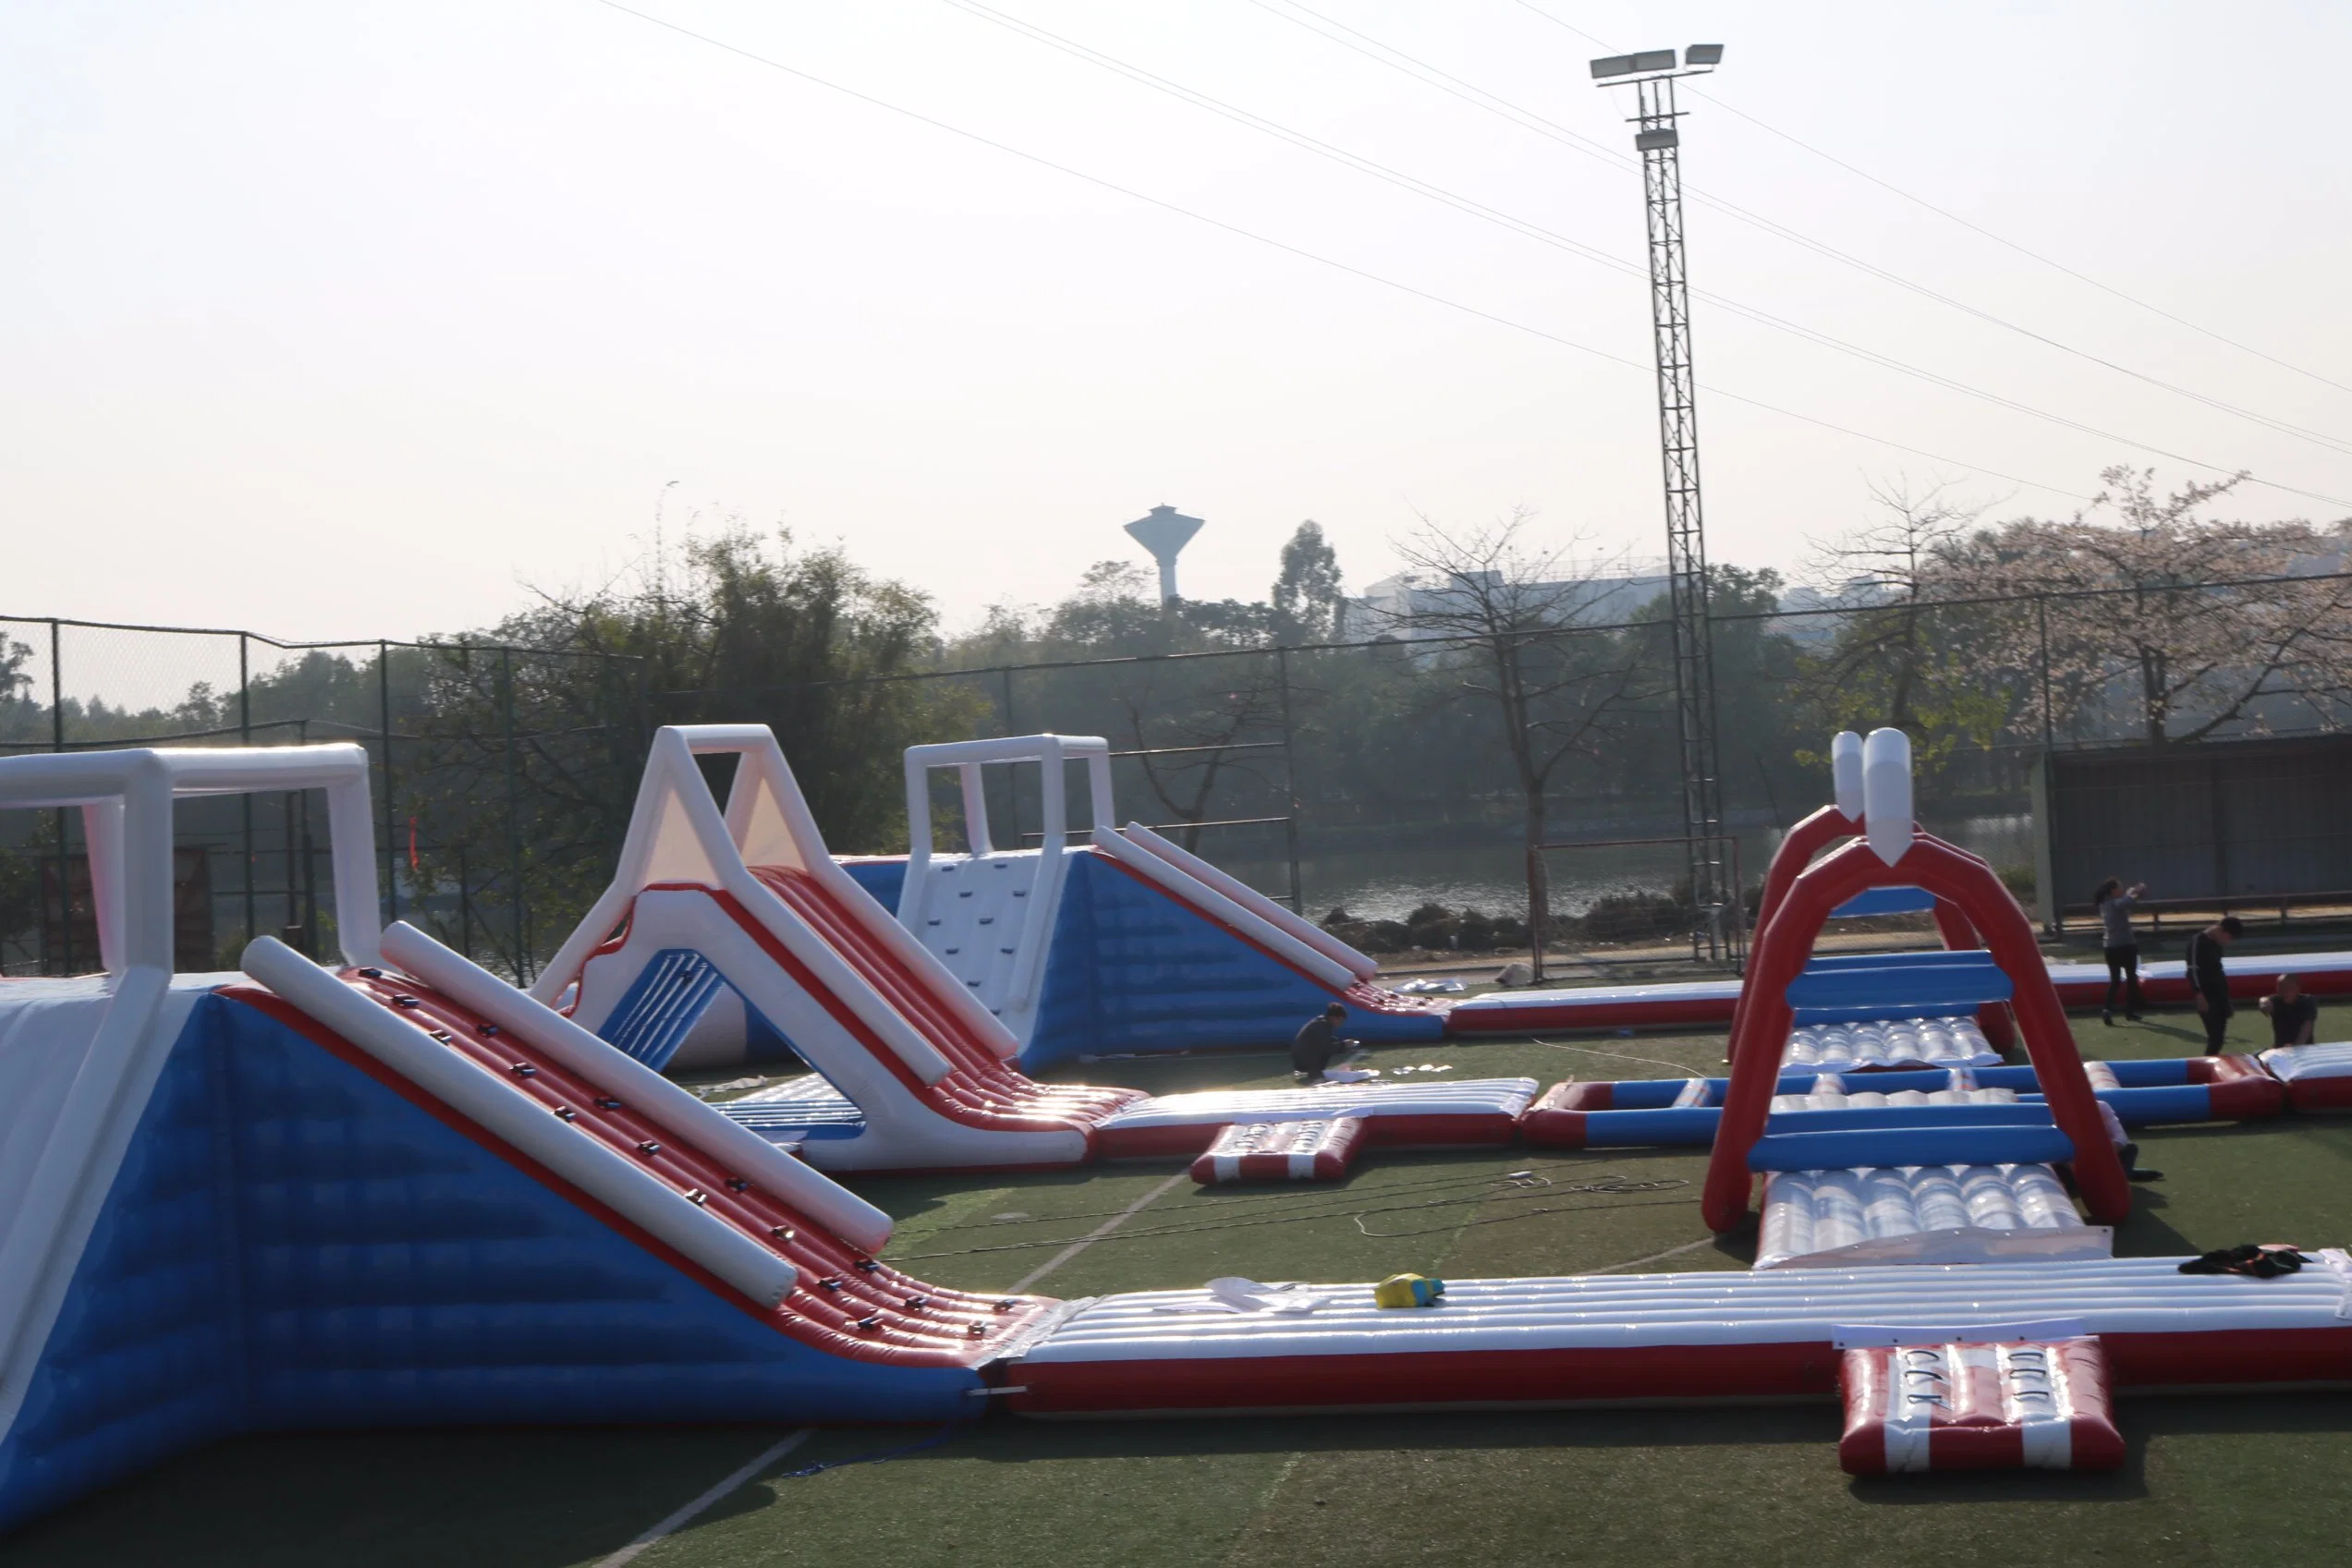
1796, 479, 2010, 771
1116, 661, 1289, 853
1384, 512, 1660, 978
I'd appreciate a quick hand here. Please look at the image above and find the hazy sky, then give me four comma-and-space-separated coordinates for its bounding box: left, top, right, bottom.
6, 0, 2349, 649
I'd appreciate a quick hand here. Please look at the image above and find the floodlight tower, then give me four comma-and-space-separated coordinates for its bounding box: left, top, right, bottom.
1125, 504, 1204, 605
1592, 43, 1733, 956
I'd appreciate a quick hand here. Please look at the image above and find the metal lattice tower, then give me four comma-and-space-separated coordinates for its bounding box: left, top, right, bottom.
1594, 45, 1732, 957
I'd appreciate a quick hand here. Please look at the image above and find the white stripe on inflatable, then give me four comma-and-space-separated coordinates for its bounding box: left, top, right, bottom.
245, 937, 797, 1308
1831, 731, 1865, 820
380, 922, 893, 1255
1862, 727, 1915, 866
1098, 1078, 1537, 1130
1088, 827, 1359, 991
1018, 1254, 2352, 1361
1117, 821, 1380, 981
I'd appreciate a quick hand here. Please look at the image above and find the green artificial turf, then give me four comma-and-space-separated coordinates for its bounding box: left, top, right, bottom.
7, 1006, 2351, 1568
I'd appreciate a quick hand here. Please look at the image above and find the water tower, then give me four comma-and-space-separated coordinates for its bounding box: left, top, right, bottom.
1124, 505, 1203, 605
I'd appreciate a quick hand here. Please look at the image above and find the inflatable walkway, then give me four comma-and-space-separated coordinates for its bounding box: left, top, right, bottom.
536, 727, 1529, 1173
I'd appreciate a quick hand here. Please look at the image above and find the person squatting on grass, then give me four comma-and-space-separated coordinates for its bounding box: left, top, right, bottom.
2186, 916, 2245, 1054
1291, 1002, 1357, 1084
2095, 875, 2147, 1026
2261, 972, 2320, 1050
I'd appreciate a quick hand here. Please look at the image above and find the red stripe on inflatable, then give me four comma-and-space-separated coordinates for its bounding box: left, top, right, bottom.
2191, 1054, 2289, 1118
1011, 1325, 2352, 1416
1009, 1342, 1834, 1413
225, 984, 1044, 1366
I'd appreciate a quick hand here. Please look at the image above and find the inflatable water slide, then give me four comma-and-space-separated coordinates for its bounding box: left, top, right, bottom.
530, 727, 1535, 1173
6, 739, 2351, 1528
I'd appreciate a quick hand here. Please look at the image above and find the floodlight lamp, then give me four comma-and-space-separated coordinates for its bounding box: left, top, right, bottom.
1686, 43, 1724, 67
1590, 47, 1677, 80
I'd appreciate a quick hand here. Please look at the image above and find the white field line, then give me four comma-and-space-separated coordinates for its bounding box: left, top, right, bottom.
1011, 1171, 1191, 1293
594, 1428, 814, 1568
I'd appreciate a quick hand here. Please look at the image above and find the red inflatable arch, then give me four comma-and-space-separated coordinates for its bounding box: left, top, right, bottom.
1702, 833, 2131, 1233
1733, 807, 2014, 1053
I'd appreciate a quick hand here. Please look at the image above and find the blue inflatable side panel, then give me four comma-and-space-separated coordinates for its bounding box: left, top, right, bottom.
0, 1004, 246, 1534
1019, 854, 1439, 1069
839, 858, 907, 913
0, 994, 979, 1531
1828, 886, 1936, 918
601, 948, 728, 1068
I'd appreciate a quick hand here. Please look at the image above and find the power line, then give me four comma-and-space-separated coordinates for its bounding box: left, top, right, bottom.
1504, 0, 2352, 400
920, 0, 2351, 505
1245, 0, 2352, 463
579, 2, 2108, 507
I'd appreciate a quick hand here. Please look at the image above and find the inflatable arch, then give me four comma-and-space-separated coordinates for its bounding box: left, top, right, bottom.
1703, 732, 2132, 1232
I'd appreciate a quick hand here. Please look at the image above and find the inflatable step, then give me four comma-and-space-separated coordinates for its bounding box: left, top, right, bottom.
1784, 1015, 1999, 1072
1840, 1336, 2124, 1474
1094, 1078, 1537, 1159
1190, 1117, 1367, 1185
1757, 1163, 2105, 1270
2261, 1042, 2352, 1112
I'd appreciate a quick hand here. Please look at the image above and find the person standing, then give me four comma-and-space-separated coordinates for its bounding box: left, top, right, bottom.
2260, 972, 2320, 1050
2094, 876, 2147, 1026
2185, 916, 2244, 1053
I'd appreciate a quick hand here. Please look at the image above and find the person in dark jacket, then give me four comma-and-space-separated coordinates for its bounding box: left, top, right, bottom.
2260, 972, 2320, 1050
2093, 876, 2147, 1026
2186, 916, 2244, 1053
1292, 1002, 1355, 1082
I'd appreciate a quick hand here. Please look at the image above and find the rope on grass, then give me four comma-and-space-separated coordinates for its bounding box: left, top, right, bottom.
881, 1173, 1689, 1261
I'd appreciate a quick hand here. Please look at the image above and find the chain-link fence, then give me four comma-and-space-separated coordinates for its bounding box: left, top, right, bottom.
6, 569, 2346, 981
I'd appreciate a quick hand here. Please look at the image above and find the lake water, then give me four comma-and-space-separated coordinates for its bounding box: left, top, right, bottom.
1226, 816, 2036, 922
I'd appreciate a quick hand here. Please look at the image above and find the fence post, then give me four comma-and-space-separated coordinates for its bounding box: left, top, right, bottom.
48, 619, 68, 974
239, 632, 255, 949
1275, 645, 1304, 915
999, 665, 1020, 848
379, 640, 398, 922
499, 646, 527, 985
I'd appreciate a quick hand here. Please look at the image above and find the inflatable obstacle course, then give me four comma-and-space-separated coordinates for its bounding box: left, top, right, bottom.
8, 736, 2352, 1530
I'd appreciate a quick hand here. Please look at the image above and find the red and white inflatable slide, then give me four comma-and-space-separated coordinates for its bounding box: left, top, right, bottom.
532, 727, 1531, 1174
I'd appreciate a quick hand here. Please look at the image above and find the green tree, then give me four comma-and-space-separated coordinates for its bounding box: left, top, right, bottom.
1271, 521, 1344, 641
